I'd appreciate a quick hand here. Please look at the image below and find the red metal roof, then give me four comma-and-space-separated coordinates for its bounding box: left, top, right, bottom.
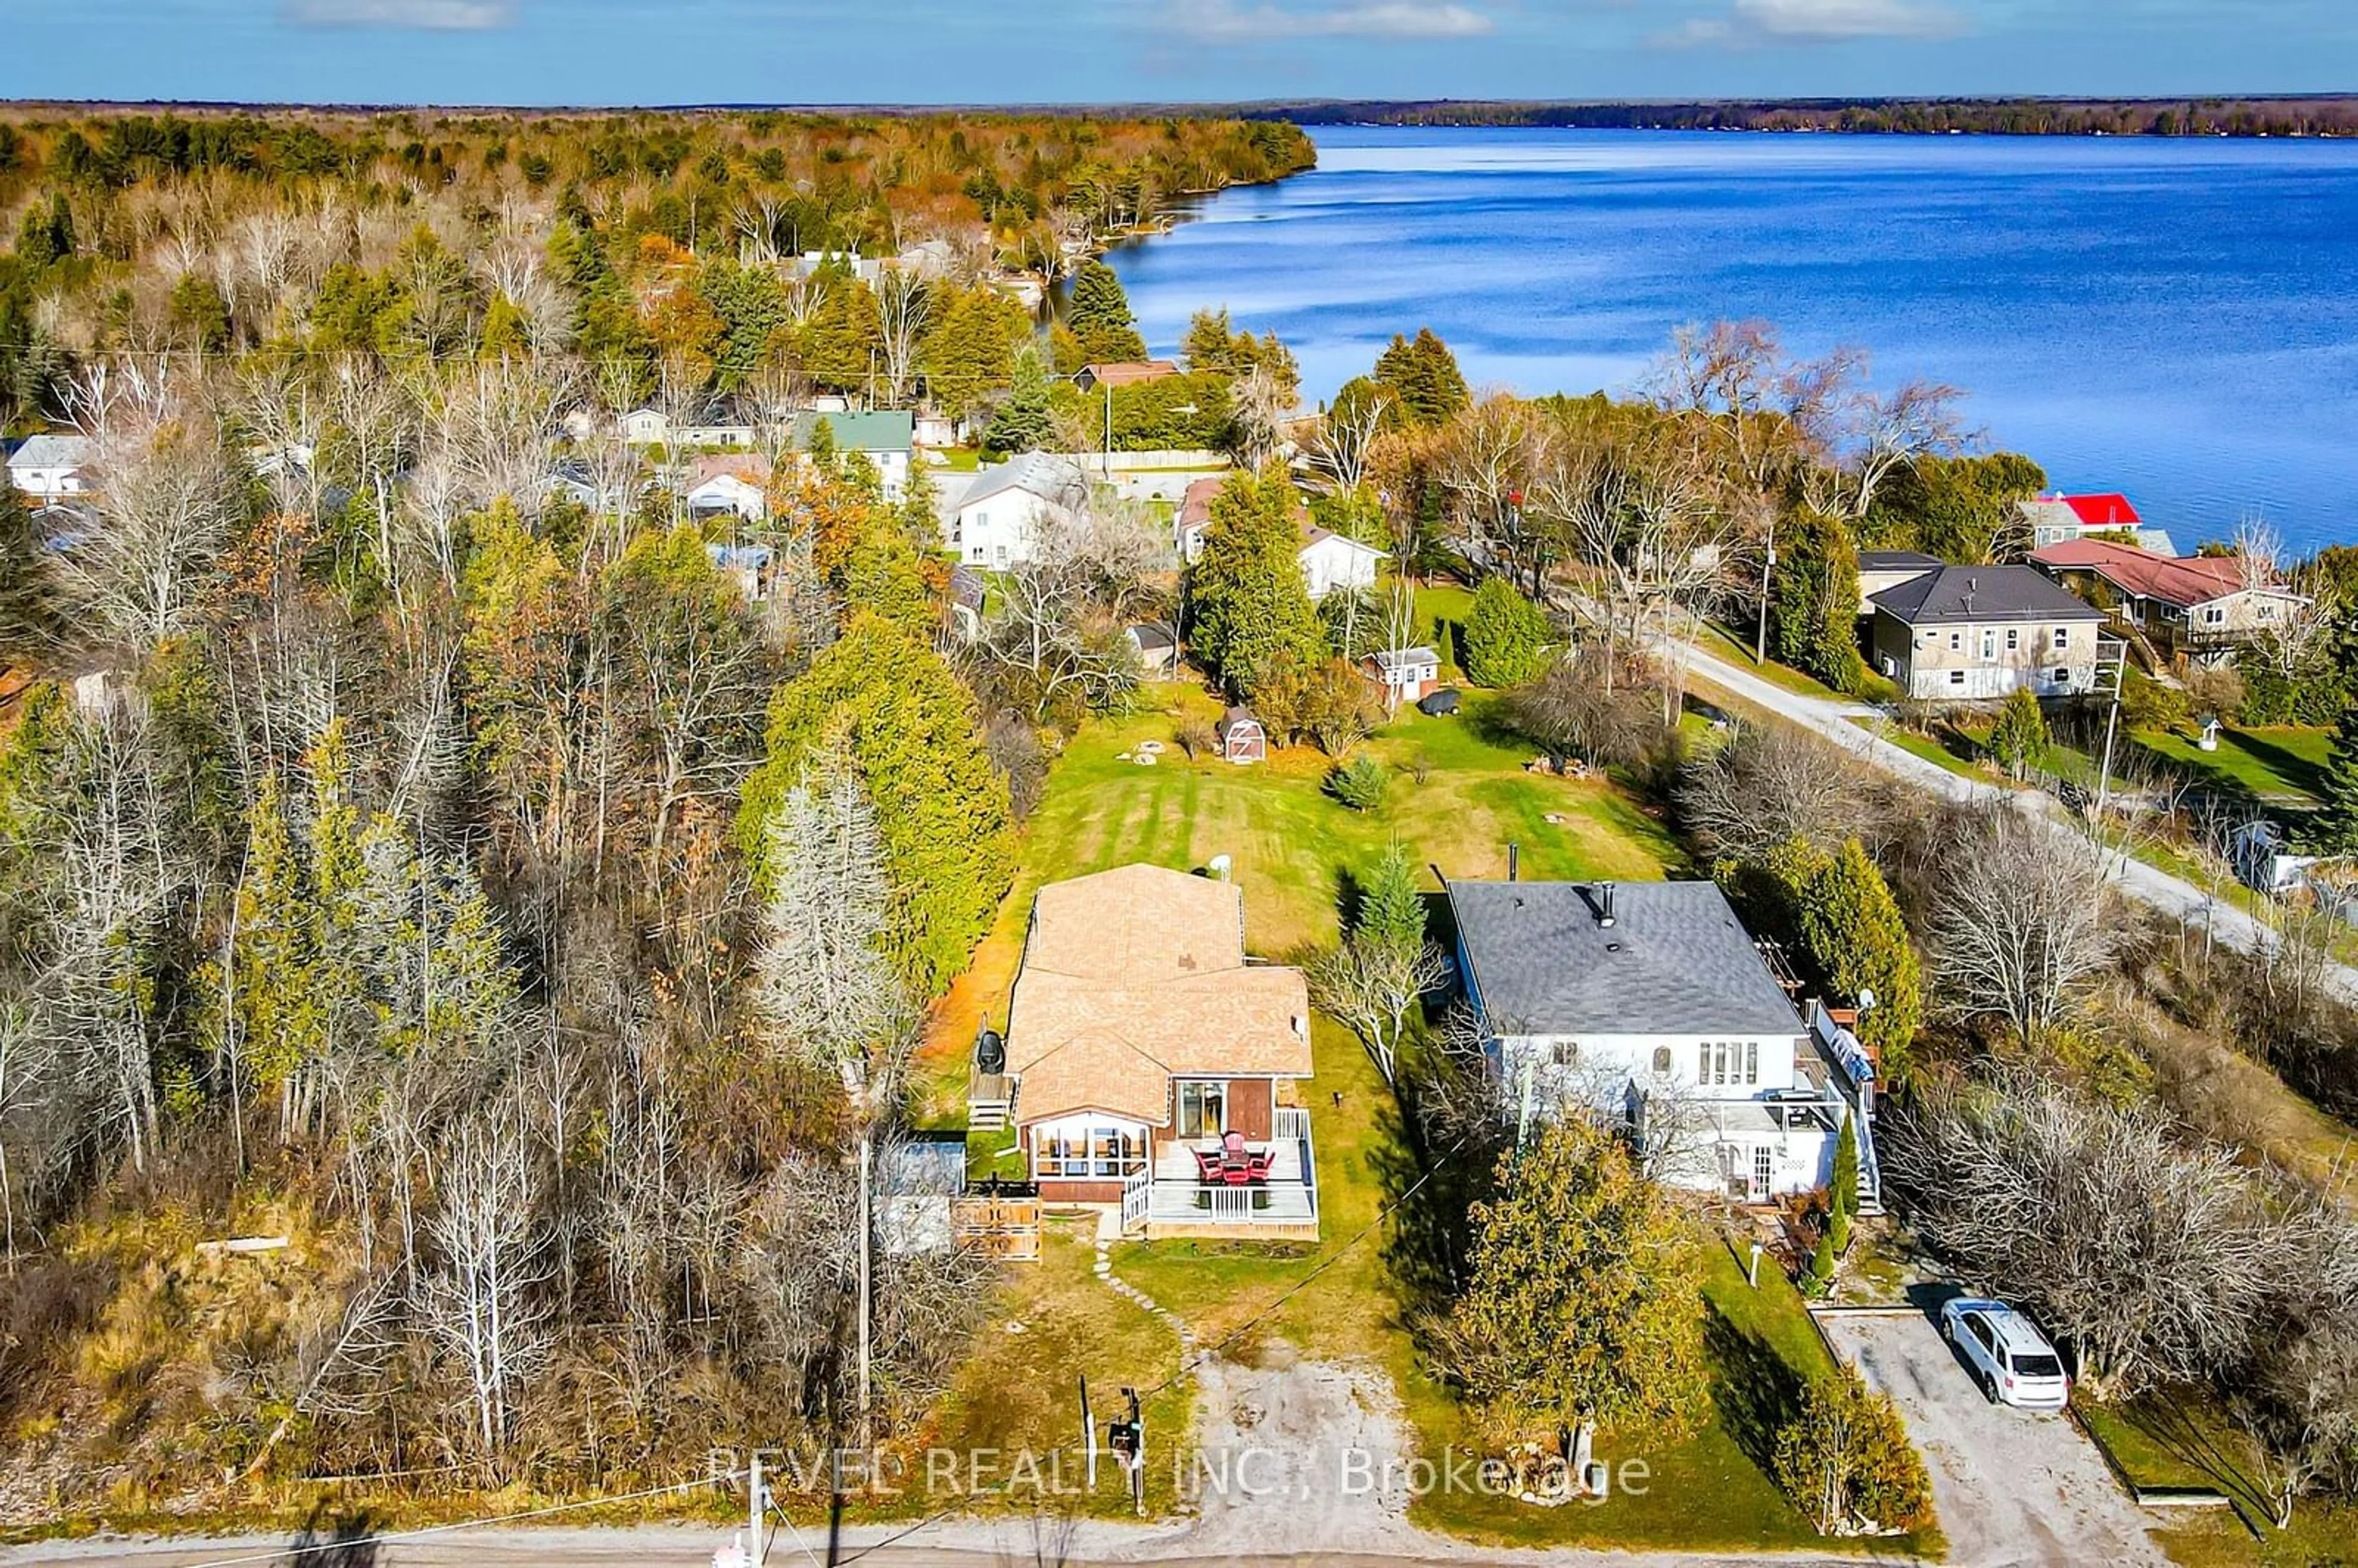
2060, 493, 2142, 529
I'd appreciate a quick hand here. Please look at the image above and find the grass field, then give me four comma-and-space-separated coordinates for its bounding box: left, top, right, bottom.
2131, 724, 2332, 804
916, 684, 1683, 1120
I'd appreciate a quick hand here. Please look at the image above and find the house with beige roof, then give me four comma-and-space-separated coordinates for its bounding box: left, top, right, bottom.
992, 863, 1319, 1238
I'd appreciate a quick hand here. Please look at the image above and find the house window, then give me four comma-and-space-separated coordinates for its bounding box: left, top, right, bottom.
1176, 1080, 1226, 1139
1949, 670, 1967, 687
1745, 1041, 1759, 1084
2053, 627, 2070, 650
1948, 631, 1963, 651
1552, 1041, 1580, 1068
1980, 630, 1998, 660
1034, 1121, 1142, 1178
2202, 606, 2227, 626
1652, 1046, 1672, 1074
2006, 628, 2020, 651
2053, 667, 2071, 685
2259, 603, 2279, 621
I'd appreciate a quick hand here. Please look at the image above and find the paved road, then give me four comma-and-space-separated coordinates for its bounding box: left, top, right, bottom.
1676, 639, 2358, 1007
1818, 1311, 2167, 1567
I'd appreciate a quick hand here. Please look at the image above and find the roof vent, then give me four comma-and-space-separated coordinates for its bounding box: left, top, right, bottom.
1507, 842, 1520, 882
1598, 881, 1617, 929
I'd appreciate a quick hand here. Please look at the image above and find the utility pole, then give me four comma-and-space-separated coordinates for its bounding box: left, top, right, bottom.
1754, 515, 1776, 666
2093, 638, 2127, 822
857, 1129, 873, 1443
749, 1453, 767, 1567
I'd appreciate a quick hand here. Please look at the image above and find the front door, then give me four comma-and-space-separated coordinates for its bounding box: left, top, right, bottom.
1176, 1079, 1227, 1139
1751, 1146, 1774, 1202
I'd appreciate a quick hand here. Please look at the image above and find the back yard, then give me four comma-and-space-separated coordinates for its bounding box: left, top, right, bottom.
916, 683, 1680, 1121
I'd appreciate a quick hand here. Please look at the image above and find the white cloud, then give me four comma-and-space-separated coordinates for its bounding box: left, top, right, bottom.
1173, 1, 1498, 44
284, 0, 515, 28
1665, 0, 1963, 46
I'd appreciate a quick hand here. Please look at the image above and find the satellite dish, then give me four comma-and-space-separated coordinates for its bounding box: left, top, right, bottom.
1857, 987, 1878, 1011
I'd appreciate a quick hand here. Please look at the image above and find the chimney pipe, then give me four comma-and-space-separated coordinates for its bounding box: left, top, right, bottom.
1598, 881, 1616, 928
1507, 842, 1519, 882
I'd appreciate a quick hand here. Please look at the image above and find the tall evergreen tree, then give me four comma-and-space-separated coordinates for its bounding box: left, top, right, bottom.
739, 610, 1014, 996
1460, 577, 1551, 688
1769, 508, 1866, 693
1185, 469, 1326, 701
2313, 699, 2358, 853
1065, 259, 1146, 363
984, 349, 1057, 456
1371, 328, 1468, 427
1356, 839, 1427, 956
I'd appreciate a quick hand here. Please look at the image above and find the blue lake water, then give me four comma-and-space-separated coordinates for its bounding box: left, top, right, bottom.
1108, 126, 2358, 555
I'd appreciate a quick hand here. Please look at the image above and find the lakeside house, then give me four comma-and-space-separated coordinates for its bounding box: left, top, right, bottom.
990, 864, 1318, 1239
2018, 492, 2180, 557
2029, 537, 2307, 664
1854, 549, 1944, 614
1074, 360, 1181, 392
1449, 876, 1878, 1206
1866, 564, 2107, 701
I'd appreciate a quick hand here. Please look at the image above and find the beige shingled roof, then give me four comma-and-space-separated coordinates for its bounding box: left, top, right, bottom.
1007, 864, 1312, 1125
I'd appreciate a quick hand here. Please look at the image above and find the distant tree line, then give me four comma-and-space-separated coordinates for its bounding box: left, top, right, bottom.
1251, 96, 2358, 138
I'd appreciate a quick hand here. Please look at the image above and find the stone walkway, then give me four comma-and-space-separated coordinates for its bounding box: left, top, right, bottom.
1092, 1207, 1198, 1353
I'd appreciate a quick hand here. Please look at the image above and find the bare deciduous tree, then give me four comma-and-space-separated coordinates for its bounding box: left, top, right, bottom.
1885, 1071, 2285, 1398
1927, 812, 2117, 1044
419, 1108, 555, 1473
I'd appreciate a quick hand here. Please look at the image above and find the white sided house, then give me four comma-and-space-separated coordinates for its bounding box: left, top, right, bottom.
949, 451, 1088, 570
1298, 526, 1385, 600
8, 434, 95, 503
1173, 477, 1387, 602
1449, 877, 1877, 1205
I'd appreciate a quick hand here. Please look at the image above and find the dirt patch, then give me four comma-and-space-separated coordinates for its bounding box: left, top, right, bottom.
1182, 1343, 1424, 1558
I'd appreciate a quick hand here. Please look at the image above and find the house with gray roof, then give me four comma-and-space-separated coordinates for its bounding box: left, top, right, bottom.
1448, 875, 1874, 1203
8, 433, 95, 503
1867, 564, 2106, 702
949, 451, 1090, 570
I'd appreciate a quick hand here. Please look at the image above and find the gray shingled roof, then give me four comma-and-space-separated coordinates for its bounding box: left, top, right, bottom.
7, 433, 93, 471
1868, 564, 2103, 627
1449, 879, 1803, 1038
956, 451, 1087, 513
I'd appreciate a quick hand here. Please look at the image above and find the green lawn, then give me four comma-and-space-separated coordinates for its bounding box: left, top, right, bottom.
920, 1220, 1197, 1520
916, 683, 1683, 1119
2131, 724, 2332, 804
2079, 1390, 2358, 1566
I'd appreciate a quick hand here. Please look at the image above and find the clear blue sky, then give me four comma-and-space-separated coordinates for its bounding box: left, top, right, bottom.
1, 1, 2351, 107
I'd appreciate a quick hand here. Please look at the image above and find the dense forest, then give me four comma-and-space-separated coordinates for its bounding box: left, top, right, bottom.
0, 104, 1315, 1523
1252, 95, 2358, 138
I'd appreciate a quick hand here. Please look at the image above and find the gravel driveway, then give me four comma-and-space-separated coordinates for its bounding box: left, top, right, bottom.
1818, 1310, 2167, 1567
